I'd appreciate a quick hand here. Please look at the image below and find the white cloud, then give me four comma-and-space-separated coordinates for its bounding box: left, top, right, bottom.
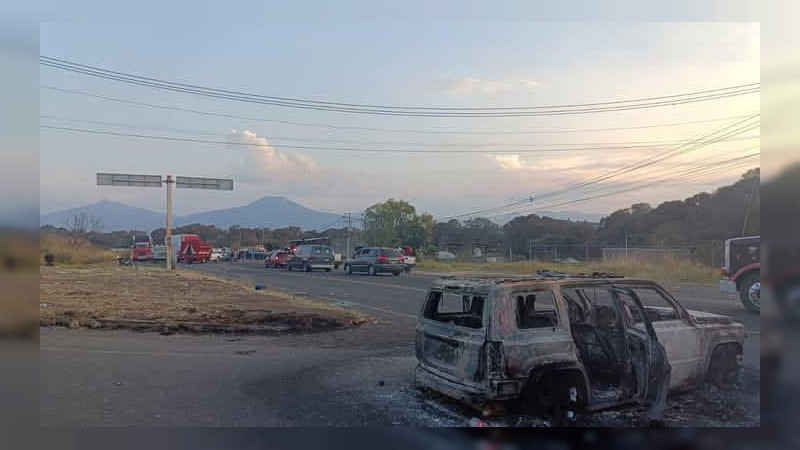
492, 155, 526, 170
228, 129, 318, 181
438, 77, 539, 95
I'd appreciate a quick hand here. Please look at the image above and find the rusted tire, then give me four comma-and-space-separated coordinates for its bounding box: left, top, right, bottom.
528, 372, 584, 427
707, 344, 740, 389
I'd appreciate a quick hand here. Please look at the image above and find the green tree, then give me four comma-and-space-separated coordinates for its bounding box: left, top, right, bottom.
363, 199, 429, 248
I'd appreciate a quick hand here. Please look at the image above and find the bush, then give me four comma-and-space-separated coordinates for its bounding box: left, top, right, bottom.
40, 232, 116, 265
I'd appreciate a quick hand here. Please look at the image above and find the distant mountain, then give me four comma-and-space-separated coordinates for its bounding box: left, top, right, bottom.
40, 200, 166, 232
40, 197, 342, 232
178, 196, 341, 230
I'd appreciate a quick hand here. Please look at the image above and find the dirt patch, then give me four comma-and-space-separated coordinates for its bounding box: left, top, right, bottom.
39, 265, 367, 334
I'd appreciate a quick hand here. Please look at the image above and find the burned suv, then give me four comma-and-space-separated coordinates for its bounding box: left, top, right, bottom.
414, 272, 745, 423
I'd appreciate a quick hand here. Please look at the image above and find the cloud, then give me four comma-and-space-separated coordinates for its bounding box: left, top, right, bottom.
438, 77, 539, 95
228, 129, 318, 181
492, 155, 526, 170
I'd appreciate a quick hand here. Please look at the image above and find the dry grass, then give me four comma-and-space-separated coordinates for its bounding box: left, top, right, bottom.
416, 259, 718, 284
39, 233, 117, 265
39, 264, 366, 332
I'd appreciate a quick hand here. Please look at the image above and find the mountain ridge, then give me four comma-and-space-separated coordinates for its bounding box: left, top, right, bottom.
40, 197, 342, 232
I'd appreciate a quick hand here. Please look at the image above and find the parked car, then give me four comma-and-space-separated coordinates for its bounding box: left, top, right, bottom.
266, 248, 291, 268
436, 251, 456, 261
286, 244, 335, 272
344, 247, 405, 276
209, 248, 224, 262
399, 246, 417, 273
414, 272, 745, 425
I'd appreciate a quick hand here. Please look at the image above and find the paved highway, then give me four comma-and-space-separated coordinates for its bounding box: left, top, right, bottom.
40, 260, 761, 426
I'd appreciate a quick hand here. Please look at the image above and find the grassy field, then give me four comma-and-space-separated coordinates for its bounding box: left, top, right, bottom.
40, 264, 366, 333
39, 233, 117, 265
416, 259, 718, 284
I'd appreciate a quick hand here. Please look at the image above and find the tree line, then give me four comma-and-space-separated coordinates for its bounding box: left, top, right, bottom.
41, 169, 760, 266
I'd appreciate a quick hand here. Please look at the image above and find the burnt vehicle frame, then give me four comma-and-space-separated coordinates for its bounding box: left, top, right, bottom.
414, 272, 745, 423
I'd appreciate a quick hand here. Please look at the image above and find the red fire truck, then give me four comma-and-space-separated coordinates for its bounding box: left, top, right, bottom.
174, 234, 213, 264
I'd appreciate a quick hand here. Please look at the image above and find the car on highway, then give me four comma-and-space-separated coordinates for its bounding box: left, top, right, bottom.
414, 271, 745, 425
344, 247, 405, 276
266, 248, 292, 268
286, 244, 336, 272
209, 248, 224, 262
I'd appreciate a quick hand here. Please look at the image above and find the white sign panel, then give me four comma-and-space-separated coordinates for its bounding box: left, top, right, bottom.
97, 173, 163, 188
175, 176, 233, 190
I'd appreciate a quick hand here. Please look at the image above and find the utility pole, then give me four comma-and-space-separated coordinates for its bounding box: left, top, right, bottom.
741, 176, 758, 237
528, 238, 533, 262
165, 175, 174, 270
345, 212, 352, 260
532, 238, 536, 262
585, 242, 590, 263
625, 230, 630, 262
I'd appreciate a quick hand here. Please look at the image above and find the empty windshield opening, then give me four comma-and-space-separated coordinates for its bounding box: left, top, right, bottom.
423, 290, 484, 329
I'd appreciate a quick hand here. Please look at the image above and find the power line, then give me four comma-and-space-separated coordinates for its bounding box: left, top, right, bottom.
39, 124, 755, 155
41, 85, 755, 135
40, 56, 759, 117
38, 114, 759, 150
484, 153, 759, 220
438, 114, 760, 220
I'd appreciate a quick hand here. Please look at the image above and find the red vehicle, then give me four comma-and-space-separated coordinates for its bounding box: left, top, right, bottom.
176, 234, 213, 264
266, 248, 292, 268
131, 235, 153, 262
720, 236, 760, 313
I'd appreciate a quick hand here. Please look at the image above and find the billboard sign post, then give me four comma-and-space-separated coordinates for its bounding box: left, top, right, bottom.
96, 173, 233, 270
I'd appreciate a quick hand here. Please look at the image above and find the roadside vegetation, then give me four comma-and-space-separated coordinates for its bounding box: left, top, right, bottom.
40, 264, 366, 334
416, 258, 718, 284
40, 231, 117, 265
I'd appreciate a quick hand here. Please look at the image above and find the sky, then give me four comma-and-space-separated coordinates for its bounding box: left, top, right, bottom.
38, 22, 760, 219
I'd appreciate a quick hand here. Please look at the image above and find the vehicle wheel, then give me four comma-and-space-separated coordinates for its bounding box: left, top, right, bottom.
530, 373, 584, 427
368, 265, 377, 276
707, 344, 740, 389
393, 272, 400, 276
739, 273, 760, 314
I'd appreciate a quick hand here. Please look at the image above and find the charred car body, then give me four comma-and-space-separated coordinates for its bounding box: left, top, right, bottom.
414, 272, 745, 423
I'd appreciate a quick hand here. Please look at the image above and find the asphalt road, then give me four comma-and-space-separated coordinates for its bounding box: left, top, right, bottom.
40, 260, 761, 426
